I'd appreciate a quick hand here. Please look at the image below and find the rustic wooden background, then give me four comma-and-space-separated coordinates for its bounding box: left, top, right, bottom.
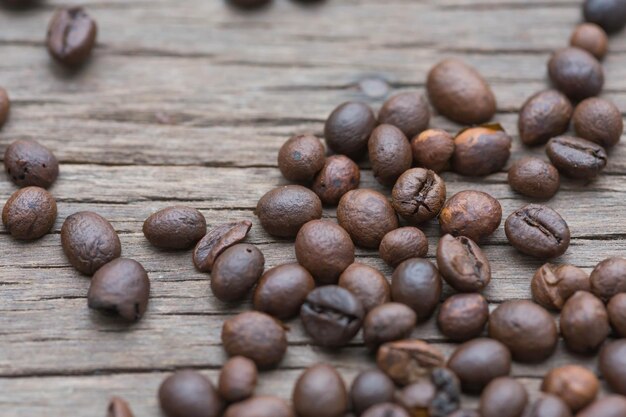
0, 0, 625, 415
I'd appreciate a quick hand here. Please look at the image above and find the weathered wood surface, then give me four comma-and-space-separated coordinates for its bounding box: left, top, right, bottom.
0, 0, 625, 415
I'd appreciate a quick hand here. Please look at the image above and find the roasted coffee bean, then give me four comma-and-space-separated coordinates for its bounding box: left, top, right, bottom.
573, 98, 623, 148
447, 411, 480, 417
223, 396, 294, 417
221, 311, 287, 369
0, 87, 9, 128
61, 211, 121, 275
46, 7, 97, 66
436, 234, 491, 292
427, 59, 497, 125
362, 403, 410, 417
452, 125, 512, 176
300, 286, 364, 347
518, 90, 573, 146
4, 140, 59, 188
479, 377, 528, 417
363, 302, 417, 351
391, 168, 446, 224
278, 134, 325, 183
143, 206, 206, 250
583, 0, 626, 33
590, 257, 626, 301
158, 370, 223, 417
324, 101, 377, 160
193, 220, 252, 272
488, 300, 558, 362
394, 375, 438, 416
379, 227, 428, 267
570, 23, 609, 60
608, 293, 626, 336
210, 243, 264, 302
531, 263, 590, 310
253, 263, 315, 320
349, 369, 396, 415
599, 339, 626, 395
293, 364, 348, 417
87, 258, 150, 322
255, 185, 322, 237
548, 48, 604, 101
508, 158, 560, 199
312, 155, 360, 206
577, 395, 626, 417
218, 356, 257, 403
542, 365, 599, 412
505, 204, 570, 259
368, 124, 412, 186
439, 190, 502, 243
394, 368, 460, 417
378, 92, 430, 139
3, 186, 56, 240
546, 136, 607, 179
524, 395, 572, 417
437, 293, 489, 342
391, 258, 442, 320
447, 338, 512, 393
338, 263, 390, 312
411, 129, 455, 172
108, 397, 134, 417
227, 0, 272, 8
337, 189, 398, 248
560, 291, 609, 354
376, 339, 445, 386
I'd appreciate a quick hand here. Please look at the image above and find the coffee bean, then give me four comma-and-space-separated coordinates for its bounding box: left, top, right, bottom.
218, 356, 257, 403
394, 367, 461, 417
391, 168, 446, 224
447, 411, 480, 417
159, 370, 223, 417
324, 101, 377, 160
368, 124, 412, 186
524, 395, 572, 417
337, 189, 398, 248
608, 293, 626, 336
437, 293, 489, 342
518, 90, 573, 146
3, 186, 56, 240
363, 302, 416, 351
338, 263, 390, 312
376, 339, 445, 386
505, 204, 570, 259
548, 48, 604, 101
107, 397, 134, 417
436, 234, 491, 292
292, 364, 348, 417
479, 377, 528, 417
546, 136, 607, 179
531, 263, 591, 310
447, 338, 512, 393
508, 157, 560, 199
570, 23, 609, 60
583, 0, 626, 33
590, 257, 626, 301
223, 396, 294, 417
4, 139, 59, 189
278, 134, 325, 183
61, 211, 121, 275
143, 206, 206, 250
427, 59, 497, 125
599, 339, 626, 395
253, 263, 315, 320
227, 0, 272, 9
362, 403, 410, 417
311, 155, 360, 206
210, 243, 264, 302
379, 227, 428, 267
295, 219, 355, 285
452, 125, 512, 176
411, 129, 455, 172
300, 285, 364, 347
221, 311, 287, 369
378, 92, 430, 139
542, 365, 599, 412
573, 97, 623, 148
349, 369, 396, 415
192, 220, 252, 272
439, 190, 502, 243
255, 185, 322, 237
0, 87, 9, 128
391, 258, 442, 320
560, 291, 609, 354
488, 300, 558, 362
46, 7, 97, 66
577, 395, 626, 417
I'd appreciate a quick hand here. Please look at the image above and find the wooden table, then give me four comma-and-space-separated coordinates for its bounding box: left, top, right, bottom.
0, 0, 624, 415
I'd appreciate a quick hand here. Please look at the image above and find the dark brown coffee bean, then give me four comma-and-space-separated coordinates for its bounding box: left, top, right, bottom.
560, 291, 609, 354
143, 206, 206, 250
411, 129, 455, 172
350, 369, 396, 415
295, 219, 355, 285
46, 7, 97, 66
505, 204, 570, 259
608, 293, 626, 336
546, 136, 607, 179
293, 364, 348, 417
583, 0, 626, 33
337, 189, 398, 249
590, 257, 626, 301
376, 339, 445, 386
3, 186, 56, 240
324, 101, 377, 160
524, 395, 572, 417
210, 243, 264, 302
479, 377, 528, 417
394, 372, 461, 417
0, 87, 9, 128
508, 158, 560, 199
4, 140, 59, 188
549, 47, 604, 101
447, 411, 480, 417
488, 300, 558, 362
439, 190, 502, 243
362, 403, 410, 417
338, 263, 390, 312
531, 263, 590, 310
391, 258, 442, 321
378, 92, 430, 139
192, 220, 252, 272
218, 356, 257, 403
379, 227, 428, 268
518, 90, 573, 147
223, 396, 294, 417
87, 258, 150, 322
300, 285, 364, 347
570, 23, 609, 60
577, 396, 626, 417
573, 98, 623, 148
437, 293, 489, 342
447, 338, 512, 393
391, 168, 446, 224
363, 302, 417, 351
255, 185, 322, 237
253, 263, 315, 320
599, 339, 626, 395
108, 397, 134, 417
368, 124, 412, 186
61, 211, 121, 275
227, 0, 272, 9
221, 311, 287, 369
542, 365, 599, 412
436, 234, 491, 292
159, 370, 223, 417
311, 155, 360, 206
452, 125, 512, 176
427, 59, 497, 125
278, 134, 325, 183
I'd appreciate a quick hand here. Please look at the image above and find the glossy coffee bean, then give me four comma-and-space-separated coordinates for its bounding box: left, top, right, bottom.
293, 364, 348, 417
546, 136, 607, 179
278, 134, 325, 183
436, 234, 491, 292
378, 92, 430, 139
312, 155, 360, 206
437, 293, 489, 341
548, 48, 604, 101
253, 263, 315, 320
452, 125, 512, 176
47, 7, 97, 66
439, 190, 502, 243
338, 263, 390, 312
508, 158, 560, 199
223, 396, 294, 417
518, 90, 573, 146
3, 186, 56, 240
542, 365, 599, 412
394, 376, 457, 417
349, 369, 396, 415
391, 168, 446, 224
573, 98, 623, 148
255, 185, 322, 237
368, 124, 412, 186
337, 189, 398, 248
479, 377, 528, 417
411, 129, 455, 172
218, 356, 257, 403
108, 397, 134, 417
531, 263, 590, 310
362, 403, 410, 417
363, 302, 416, 351
590, 257, 626, 301
324, 101, 377, 160
210, 243, 264, 302
391, 258, 442, 320
577, 396, 626, 417
583, 0, 626, 33
379, 227, 428, 267
158, 370, 223, 417
505, 204, 570, 259
599, 339, 626, 395
560, 291, 609, 354
524, 395, 572, 417
192, 220, 252, 272
143, 206, 206, 250
570, 23, 608, 60
0, 87, 9, 128
608, 293, 626, 336
4, 140, 59, 188
376, 339, 445, 385
447, 338, 512, 393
